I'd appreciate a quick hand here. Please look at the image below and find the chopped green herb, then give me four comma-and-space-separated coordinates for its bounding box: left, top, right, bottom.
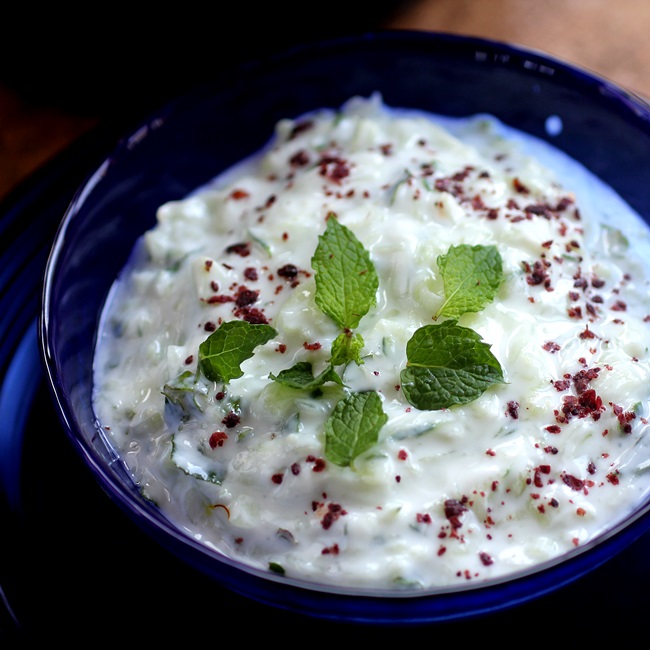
170, 432, 227, 484
269, 361, 343, 390
601, 223, 630, 257
387, 169, 414, 204
162, 370, 208, 415
269, 562, 286, 575
247, 229, 272, 257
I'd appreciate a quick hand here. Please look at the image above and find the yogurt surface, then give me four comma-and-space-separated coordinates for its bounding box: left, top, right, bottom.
92, 95, 650, 589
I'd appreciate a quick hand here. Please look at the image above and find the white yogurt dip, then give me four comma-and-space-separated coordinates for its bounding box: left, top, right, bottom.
93, 94, 650, 589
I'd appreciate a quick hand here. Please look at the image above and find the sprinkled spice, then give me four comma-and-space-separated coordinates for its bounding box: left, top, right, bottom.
93, 96, 650, 591
277, 264, 299, 279
222, 412, 240, 428
506, 401, 519, 418
209, 431, 228, 448
225, 242, 251, 256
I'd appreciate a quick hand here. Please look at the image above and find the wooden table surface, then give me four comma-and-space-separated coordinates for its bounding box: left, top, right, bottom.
1, 0, 648, 205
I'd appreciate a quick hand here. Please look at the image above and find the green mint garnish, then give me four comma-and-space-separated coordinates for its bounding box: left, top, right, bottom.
269, 361, 342, 390
388, 169, 413, 204
247, 229, 272, 257
162, 370, 208, 415
330, 330, 365, 366
269, 216, 384, 467
324, 391, 388, 467
400, 320, 504, 410
436, 244, 503, 319
312, 215, 378, 330
269, 562, 286, 575
271, 216, 376, 394
198, 320, 277, 383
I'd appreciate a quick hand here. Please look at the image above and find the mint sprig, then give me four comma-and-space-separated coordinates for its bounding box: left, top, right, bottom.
330, 330, 364, 366
312, 215, 378, 331
270, 216, 386, 466
400, 320, 504, 410
324, 391, 388, 467
269, 361, 343, 390
272, 215, 378, 393
198, 320, 277, 383
436, 244, 502, 319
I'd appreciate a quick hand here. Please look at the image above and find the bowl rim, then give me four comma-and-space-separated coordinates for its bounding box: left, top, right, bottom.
38, 28, 650, 621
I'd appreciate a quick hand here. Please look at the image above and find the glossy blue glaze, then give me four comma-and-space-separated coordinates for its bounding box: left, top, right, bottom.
39, 30, 650, 624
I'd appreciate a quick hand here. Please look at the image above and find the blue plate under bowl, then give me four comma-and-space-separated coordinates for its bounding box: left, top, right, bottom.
39, 30, 650, 624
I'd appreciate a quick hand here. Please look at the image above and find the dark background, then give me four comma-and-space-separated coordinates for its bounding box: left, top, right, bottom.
0, 3, 414, 117
2, 0, 649, 204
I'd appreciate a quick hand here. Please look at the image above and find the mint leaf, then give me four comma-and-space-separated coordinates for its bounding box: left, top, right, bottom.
198, 320, 277, 383
324, 391, 388, 467
436, 244, 503, 319
312, 216, 378, 330
330, 331, 365, 366
270, 361, 342, 390
400, 320, 504, 410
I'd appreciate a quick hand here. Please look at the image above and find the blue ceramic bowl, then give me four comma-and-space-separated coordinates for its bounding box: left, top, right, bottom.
40, 30, 650, 624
